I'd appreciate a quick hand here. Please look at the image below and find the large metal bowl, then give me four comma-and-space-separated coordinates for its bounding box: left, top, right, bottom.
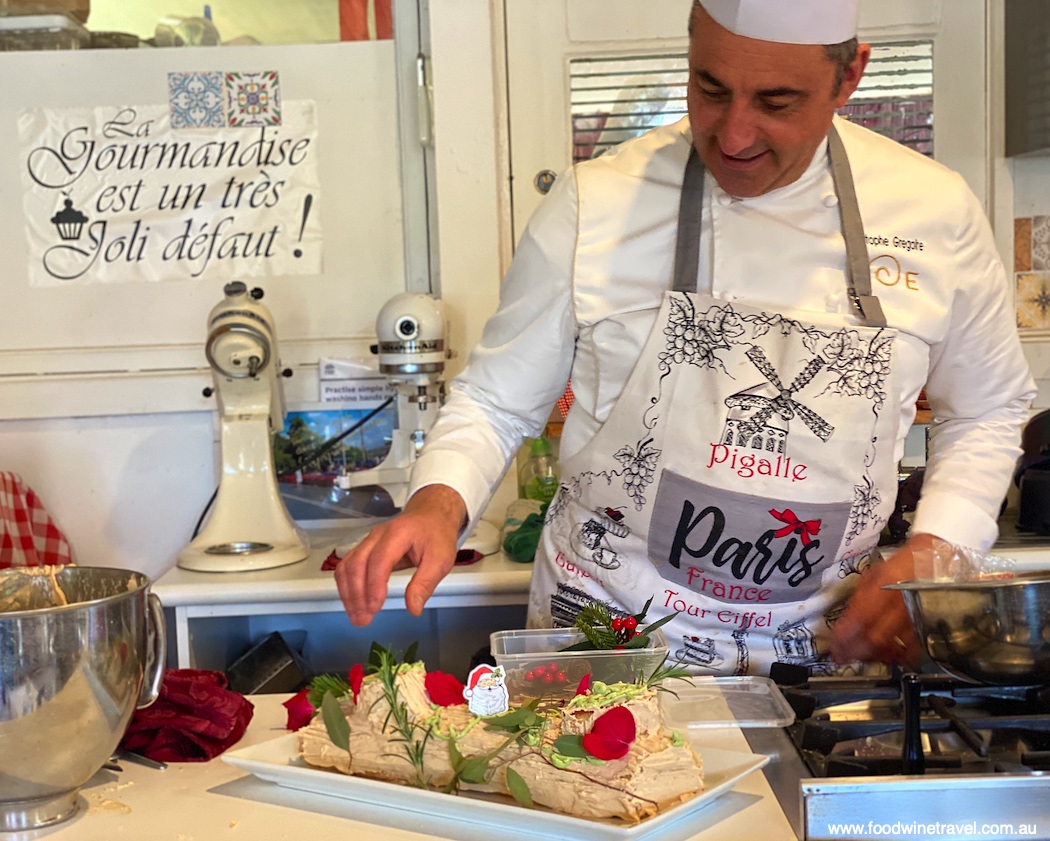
886, 574, 1050, 685
0, 566, 165, 831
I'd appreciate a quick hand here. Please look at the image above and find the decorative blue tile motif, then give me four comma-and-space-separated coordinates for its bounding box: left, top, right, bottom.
168, 71, 225, 129
225, 71, 282, 127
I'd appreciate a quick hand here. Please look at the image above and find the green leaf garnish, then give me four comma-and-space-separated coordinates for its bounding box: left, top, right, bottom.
551, 734, 588, 758
321, 691, 350, 752
633, 595, 654, 622
404, 641, 419, 664
483, 707, 533, 729
640, 612, 677, 635
460, 756, 491, 784
506, 767, 533, 808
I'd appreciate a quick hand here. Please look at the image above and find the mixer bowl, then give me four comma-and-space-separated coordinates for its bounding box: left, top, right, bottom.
0, 566, 165, 831
886, 574, 1050, 685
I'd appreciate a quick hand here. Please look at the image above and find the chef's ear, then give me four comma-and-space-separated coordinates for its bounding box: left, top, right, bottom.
835, 42, 871, 107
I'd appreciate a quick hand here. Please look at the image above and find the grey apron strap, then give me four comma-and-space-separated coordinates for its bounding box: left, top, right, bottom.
672, 147, 705, 294
827, 125, 886, 327
671, 127, 887, 327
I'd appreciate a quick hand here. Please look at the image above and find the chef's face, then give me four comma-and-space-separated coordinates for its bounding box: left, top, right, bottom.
687, 4, 868, 198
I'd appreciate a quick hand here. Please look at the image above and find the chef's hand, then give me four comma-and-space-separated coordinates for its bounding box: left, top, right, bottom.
829, 533, 939, 667
335, 484, 467, 626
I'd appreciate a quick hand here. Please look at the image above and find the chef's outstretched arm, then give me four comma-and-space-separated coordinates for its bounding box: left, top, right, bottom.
334, 484, 466, 626
834, 176, 1034, 667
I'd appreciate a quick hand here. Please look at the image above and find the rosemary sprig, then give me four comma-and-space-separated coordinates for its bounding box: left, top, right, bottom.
643, 653, 693, 696
371, 645, 431, 788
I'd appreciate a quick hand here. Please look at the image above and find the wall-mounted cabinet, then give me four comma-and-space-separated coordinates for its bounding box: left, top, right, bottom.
1005, 0, 1050, 157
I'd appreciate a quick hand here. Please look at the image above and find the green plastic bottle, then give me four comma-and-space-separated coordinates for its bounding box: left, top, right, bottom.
519, 437, 560, 504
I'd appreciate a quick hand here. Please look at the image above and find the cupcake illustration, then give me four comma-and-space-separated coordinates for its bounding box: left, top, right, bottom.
50, 198, 88, 241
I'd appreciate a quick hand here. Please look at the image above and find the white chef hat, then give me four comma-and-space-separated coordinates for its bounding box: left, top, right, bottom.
696, 0, 859, 45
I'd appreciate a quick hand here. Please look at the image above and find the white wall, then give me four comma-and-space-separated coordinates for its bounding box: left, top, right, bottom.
0, 1, 512, 582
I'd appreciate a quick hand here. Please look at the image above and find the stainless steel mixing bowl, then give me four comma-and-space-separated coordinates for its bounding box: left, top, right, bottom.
886, 574, 1050, 685
0, 566, 165, 831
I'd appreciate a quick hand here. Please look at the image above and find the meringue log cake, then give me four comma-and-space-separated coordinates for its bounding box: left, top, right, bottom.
297, 661, 704, 823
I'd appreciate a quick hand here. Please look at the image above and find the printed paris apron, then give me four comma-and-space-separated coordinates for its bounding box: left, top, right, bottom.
529, 127, 901, 677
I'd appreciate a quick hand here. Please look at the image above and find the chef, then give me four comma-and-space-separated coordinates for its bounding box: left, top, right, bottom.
336, 0, 1035, 675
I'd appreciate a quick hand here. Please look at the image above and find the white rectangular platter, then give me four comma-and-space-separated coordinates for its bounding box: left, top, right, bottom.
224, 734, 768, 841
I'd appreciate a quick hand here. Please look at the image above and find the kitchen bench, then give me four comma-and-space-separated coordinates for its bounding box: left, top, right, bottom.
152, 524, 533, 678
16, 694, 798, 841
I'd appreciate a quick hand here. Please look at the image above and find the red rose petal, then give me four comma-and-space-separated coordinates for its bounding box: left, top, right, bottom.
574, 673, 591, 696
282, 688, 315, 732
424, 671, 467, 707
349, 663, 365, 705
581, 705, 636, 761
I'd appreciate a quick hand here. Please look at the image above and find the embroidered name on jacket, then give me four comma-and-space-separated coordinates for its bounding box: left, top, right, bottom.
648, 471, 850, 605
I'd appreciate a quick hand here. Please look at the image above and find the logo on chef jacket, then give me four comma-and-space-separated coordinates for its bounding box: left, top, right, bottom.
647, 470, 850, 605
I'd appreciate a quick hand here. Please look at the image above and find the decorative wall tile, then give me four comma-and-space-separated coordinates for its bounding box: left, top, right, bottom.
168, 71, 225, 129
1017, 271, 1050, 329
1015, 216, 1033, 273
1034, 216, 1050, 272
225, 71, 281, 127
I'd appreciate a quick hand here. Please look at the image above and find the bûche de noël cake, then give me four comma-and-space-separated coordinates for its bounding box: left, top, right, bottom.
297, 657, 703, 823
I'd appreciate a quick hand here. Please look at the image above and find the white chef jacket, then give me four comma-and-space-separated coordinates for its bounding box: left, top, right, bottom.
410, 115, 1035, 553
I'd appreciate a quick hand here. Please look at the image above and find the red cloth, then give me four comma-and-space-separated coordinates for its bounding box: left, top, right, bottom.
556, 381, 575, 420
0, 472, 72, 569
339, 0, 393, 40
120, 670, 254, 762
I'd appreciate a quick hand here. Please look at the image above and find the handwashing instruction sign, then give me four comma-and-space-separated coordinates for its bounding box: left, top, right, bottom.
18, 72, 322, 286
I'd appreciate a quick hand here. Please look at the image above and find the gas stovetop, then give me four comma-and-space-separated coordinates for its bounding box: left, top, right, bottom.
745, 666, 1050, 841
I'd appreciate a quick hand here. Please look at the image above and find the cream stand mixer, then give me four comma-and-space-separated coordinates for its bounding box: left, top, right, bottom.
178, 282, 309, 572
336, 292, 448, 508
335, 292, 501, 556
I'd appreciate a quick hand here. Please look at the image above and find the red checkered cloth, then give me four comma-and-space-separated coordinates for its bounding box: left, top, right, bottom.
0, 472, 73, 569
556, 381, 575, 420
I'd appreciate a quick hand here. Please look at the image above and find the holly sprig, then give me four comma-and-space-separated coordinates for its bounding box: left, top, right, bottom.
561, 596, 676, 651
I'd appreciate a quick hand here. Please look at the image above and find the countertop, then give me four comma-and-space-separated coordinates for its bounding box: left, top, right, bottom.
11, 695, 798, 841
154, 524, 534, 610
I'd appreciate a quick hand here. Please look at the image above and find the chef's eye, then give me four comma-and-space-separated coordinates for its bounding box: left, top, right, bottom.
760, 98, 793, 113
698, 86, 728, 101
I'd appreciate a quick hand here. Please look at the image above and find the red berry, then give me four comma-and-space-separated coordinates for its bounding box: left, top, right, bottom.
555, 671, 567, 684
542, 673, 555, 684
633, 630, 641, 638
532, 664, 546, 675
611, 618, 624, 632
624, 616, 638, 632
547, 662, 559, 673
525, 671, 535, 682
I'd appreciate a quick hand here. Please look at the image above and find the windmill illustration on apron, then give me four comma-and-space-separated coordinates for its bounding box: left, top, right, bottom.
722, 347, 833, 453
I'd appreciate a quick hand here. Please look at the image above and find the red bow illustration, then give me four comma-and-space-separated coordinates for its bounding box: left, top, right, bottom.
769, 508, 822, 546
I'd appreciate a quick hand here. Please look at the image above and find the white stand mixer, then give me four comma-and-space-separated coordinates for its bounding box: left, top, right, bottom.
334, 292, 500, 557
178, 282, 310, 572
336, 292, 449, 509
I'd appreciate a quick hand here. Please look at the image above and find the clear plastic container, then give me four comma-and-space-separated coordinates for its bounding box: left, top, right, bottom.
491, 627, 669, 702
0, 12, 88, 50
659, 676, 796, 729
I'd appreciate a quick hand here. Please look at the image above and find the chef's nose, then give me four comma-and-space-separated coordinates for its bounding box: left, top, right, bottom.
717, 100, 759, 157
